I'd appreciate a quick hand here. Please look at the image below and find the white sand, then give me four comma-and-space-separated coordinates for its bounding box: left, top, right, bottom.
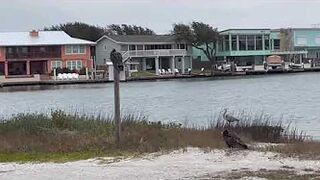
0, 148, 320, 180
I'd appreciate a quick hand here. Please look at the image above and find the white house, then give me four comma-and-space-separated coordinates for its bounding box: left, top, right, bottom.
95, 35, 192, 75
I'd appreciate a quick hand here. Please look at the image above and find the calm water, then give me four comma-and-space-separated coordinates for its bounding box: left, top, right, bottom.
1, 73, 320, 138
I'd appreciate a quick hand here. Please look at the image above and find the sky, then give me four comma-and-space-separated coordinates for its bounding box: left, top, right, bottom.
1, 0, 320, 34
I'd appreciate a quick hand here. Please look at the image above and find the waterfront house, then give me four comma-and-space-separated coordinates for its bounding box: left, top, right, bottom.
193, 28, 320, 71
95, 35, 192, 75
0, 30, 95, 83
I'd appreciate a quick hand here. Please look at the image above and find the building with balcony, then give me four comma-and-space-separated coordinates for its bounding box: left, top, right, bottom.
0, 30, 95, 82
193, 28, 320, 71
95, 35, 192, 75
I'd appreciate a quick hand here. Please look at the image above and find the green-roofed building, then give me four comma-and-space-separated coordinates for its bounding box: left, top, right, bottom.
193, 28, 320, 71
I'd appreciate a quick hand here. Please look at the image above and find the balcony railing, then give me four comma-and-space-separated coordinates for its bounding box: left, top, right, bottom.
6, 51, 61, 59
122, 49, 187, 61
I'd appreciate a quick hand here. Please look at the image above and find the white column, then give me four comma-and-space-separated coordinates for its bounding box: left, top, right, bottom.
300, 54, 302, 64
155, 57, 159, 75
181, 56, 185, 74
142, 58, 147, 71
236, 35, 239, 51
171, 56, 175, 70
229, 34, 232, 51
190, 56, 193, 70
262, 34, 265, 50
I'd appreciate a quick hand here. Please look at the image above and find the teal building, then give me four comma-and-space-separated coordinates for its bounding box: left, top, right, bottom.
193, 28, 320, 70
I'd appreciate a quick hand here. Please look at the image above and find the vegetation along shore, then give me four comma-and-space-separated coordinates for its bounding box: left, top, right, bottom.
0, 110, 318, 163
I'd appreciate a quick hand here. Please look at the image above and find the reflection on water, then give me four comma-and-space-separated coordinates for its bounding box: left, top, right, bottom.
1, 73, 320, 138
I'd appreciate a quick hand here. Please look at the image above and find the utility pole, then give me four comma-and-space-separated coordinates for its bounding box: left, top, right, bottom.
110, 49, 123, 144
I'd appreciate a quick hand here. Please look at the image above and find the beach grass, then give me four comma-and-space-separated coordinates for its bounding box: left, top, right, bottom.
0, 110, 317, 162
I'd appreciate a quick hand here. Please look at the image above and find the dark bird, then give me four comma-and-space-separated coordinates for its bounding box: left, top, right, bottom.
222, 130, 248, 149
223, 109, 240, 123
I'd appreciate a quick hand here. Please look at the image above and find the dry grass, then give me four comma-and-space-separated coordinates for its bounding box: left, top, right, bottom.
265, 141, 320, 160
0, 110, 317, 162
202, 169, 320, 180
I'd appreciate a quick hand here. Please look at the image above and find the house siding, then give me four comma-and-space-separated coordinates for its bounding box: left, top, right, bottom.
60, 45, 92, 69
96, 38, 120, 65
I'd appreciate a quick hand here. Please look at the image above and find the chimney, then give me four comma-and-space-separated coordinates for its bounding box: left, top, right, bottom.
30, 30, 39, 37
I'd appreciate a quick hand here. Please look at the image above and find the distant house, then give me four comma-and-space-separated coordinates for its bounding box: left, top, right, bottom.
95, 35, 192, 75
0, 30, 95, 82
192, 28, 320, 71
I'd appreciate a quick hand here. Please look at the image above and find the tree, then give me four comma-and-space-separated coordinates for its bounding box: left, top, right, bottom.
44, 22, 106, 41
108, 24, 155, 35
44, 22, 156, 41
173, 22, 220, 74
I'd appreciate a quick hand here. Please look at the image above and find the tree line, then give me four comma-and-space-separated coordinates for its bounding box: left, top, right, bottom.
44, 22, 155, 42
44, 21, 219, 71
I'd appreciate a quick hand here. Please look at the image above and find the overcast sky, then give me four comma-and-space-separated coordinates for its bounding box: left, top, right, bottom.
1, 0, 320, 34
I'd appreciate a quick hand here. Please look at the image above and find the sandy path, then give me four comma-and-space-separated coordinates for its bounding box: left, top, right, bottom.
1, 148, 320, 180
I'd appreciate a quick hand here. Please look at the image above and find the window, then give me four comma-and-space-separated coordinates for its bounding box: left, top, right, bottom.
21, 47, 28, 53
129, 45, 136, 50
72, 45, 78, 53
79, 46, 85, 53
40, 47, 46, 53
218, 39, 223, 52
231, 35, 237, 51
239, 35, 246, 50
66, 46, 72, 54
65, 45, 86, 54
247, 35, 255, 50
273, 39, 280, 50
256, 35, 263, 50
178, 44, 186, 49
137, 45, 143, 50
66, 60, 82, 70
7, 47, 13, 54
224, 35, 230, 51
264, 35, 270, 50
51, 61, 62, 70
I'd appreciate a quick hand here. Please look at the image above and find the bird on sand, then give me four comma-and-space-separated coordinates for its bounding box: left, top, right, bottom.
223, 109, 240, 123
222, 130, 248, 149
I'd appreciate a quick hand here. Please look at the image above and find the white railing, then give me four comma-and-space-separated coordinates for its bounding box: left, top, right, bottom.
271, 50, 308, 55
121, 49, 187, 61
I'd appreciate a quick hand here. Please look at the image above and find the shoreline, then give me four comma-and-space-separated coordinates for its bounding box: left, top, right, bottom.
1, 147, 320, 180
1, 68, 320, 87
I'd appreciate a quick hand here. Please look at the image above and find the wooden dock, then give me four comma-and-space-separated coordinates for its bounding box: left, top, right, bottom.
1, 67, 320, 87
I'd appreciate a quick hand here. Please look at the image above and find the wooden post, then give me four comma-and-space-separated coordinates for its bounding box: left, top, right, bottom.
113, 64, 121, 144
110, 49, 123, 145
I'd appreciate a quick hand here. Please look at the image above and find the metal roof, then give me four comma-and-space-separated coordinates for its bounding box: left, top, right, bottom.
99, 35, 176, 43
0, 31, 95, 46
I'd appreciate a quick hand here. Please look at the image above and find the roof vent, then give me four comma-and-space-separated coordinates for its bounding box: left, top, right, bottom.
30, 30, 39, 37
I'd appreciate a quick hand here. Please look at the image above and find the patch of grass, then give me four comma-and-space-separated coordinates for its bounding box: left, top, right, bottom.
266, 141, 320, 160
208, 170, 320, 180
0, 150, 135, 163
130, 71, 157, 78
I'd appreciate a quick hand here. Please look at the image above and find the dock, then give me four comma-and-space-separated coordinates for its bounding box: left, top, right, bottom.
1, 67, 320, 87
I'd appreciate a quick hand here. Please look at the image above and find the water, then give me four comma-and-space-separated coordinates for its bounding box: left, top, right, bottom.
0, 72, 320, 138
